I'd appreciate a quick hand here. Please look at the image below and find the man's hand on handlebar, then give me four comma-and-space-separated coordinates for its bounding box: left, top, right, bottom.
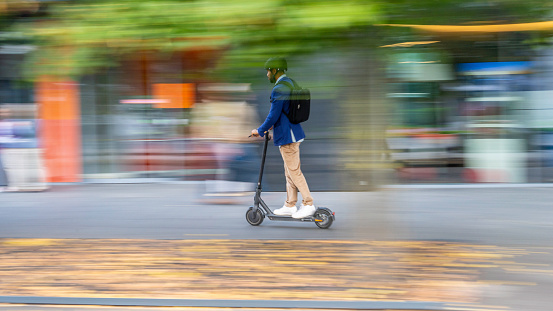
250, 129, 260, 137
249, 129, 271, 140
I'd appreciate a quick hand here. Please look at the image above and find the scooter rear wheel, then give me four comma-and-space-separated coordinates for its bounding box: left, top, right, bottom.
314, 209, 333, 229
246, 207, 264, 226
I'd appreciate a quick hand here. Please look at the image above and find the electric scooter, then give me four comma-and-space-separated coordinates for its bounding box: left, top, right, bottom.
245, 132, 335, 229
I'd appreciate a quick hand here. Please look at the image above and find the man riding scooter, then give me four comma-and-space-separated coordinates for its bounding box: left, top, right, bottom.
250, 57, 316, 219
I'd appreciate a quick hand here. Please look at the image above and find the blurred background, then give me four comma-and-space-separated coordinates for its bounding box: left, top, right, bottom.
2, 0, 553, 192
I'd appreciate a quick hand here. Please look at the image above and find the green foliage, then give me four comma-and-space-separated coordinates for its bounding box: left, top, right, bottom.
12, 0, 553, 80
16, 0, 381, 80
383, 0, 553, 25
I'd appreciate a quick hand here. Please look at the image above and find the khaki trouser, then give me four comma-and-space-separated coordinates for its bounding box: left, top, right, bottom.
279, 142, 314, 207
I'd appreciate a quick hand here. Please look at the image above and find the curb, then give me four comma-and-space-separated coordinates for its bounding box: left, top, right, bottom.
0, 296, 456, 310
382, 183, 553, 189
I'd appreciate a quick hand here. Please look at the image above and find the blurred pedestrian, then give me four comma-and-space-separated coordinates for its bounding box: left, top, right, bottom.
0, 107, 47, 192
0, 107, 10, 191
251, 57, 315, 219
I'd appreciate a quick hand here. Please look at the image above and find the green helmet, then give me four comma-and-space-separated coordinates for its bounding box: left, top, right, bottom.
264, 57, 287, 72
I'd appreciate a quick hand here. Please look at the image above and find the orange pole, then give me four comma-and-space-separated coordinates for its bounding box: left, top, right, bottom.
36, 79, 82, 182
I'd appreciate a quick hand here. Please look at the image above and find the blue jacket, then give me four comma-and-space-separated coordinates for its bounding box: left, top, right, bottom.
257, 76, 306, 146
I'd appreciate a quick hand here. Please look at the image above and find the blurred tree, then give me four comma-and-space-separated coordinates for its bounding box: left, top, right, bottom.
12, 0, 553, 81
384, 0, 553, 25
14, 0, 380, 80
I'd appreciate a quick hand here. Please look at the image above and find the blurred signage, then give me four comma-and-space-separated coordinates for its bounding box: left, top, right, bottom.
153, 83, 195, 109
119, 99, 169, 105
0, 45, 35, 54
388, 53, 454, 81
118, 83, 195, 108
458, 61, 533, 75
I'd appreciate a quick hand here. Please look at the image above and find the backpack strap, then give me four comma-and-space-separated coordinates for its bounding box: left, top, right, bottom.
275, 79, 295, 116
276, 78, 297, 90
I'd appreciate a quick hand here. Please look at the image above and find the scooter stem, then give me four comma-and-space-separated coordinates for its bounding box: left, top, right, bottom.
256, 133, 270, 190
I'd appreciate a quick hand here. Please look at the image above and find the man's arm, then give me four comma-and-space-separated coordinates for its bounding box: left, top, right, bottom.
256, 86, 288, 137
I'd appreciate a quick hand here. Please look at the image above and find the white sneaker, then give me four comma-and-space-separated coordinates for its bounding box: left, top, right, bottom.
292, 204, 316, 219
274, 205, 297, 216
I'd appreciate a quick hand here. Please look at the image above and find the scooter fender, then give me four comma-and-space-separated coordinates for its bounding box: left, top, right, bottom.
315, 207, 335, 220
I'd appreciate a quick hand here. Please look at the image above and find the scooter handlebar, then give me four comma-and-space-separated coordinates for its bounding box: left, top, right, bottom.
249, 132, 271, 140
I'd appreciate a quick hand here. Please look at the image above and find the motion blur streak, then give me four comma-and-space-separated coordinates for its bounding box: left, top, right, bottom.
1, 2, 553, 311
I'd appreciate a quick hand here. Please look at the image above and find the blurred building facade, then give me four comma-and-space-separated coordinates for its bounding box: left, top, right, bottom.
3, 3, 553, 189
383, 22, 553, 184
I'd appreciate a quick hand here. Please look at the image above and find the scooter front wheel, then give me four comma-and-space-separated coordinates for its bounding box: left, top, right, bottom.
246, 207, 264, 226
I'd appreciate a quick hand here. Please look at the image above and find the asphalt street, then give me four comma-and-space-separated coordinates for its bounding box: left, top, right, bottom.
0, 183, 552, 311
1, 183, 552, 245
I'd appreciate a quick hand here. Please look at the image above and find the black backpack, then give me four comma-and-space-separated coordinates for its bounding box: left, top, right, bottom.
276, 79, 310, 124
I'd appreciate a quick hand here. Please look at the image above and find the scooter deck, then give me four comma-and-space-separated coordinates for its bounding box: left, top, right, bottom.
267, 214, 317, 222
